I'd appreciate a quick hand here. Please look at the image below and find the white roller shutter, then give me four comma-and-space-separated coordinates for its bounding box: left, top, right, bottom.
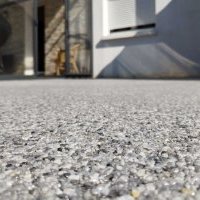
107, 0, 155, 32
108, 0, 137, 31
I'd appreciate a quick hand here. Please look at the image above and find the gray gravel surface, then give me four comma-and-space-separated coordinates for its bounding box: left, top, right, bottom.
0, 79, 200, 200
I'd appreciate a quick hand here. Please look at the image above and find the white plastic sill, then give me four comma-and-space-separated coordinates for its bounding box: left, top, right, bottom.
102, 28, 156, 41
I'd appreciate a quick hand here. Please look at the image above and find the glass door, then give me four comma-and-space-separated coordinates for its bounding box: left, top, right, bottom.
34, 0, 92, 77
66, 0, 92, 76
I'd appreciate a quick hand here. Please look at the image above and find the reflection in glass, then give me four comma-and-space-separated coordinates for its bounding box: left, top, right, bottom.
68, 0, 91, 75
0, 0, 92, 76
0, 0, 34, 75
38, 0, 65, 75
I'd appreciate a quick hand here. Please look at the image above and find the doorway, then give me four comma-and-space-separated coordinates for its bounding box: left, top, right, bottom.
37, 5, 45, 74
36, 0, 66, 76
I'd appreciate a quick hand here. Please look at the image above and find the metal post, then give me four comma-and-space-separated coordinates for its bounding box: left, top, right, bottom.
33, 0, 38, 76
64, 0, 70, 76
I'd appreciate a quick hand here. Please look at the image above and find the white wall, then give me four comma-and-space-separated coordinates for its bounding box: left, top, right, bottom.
92, 0, 200, 78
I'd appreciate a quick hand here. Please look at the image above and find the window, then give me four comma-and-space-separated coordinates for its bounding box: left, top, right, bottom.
103, 0, 156, 39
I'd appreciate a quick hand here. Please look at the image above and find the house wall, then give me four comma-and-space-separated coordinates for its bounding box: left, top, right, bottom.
92, 0, 200, 78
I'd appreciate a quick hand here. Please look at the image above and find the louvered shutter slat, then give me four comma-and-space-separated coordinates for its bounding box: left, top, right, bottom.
108, 0, 137, 31
107, 0, 155, 32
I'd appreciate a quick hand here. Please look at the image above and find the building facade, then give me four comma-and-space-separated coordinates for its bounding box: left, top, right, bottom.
0, 0, 200, 78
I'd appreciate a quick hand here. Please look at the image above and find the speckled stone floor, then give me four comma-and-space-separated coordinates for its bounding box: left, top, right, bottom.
1, 79, 200, 200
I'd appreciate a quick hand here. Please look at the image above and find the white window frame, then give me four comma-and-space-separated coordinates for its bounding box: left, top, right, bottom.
102, 0, 156, 40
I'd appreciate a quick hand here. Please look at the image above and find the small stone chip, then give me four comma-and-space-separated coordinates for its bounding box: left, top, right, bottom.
116, 195, 134, 200
181, 188, 194, 196
131, 190, 140, 199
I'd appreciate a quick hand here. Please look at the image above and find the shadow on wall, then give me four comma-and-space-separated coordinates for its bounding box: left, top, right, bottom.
0, 14, 12, 72
0, 15, 11, 46
97, 0, 200, 78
